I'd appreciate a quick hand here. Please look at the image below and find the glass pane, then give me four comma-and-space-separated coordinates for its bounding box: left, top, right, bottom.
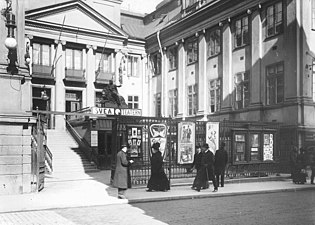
128, 96, 133, 101
42, 45, 50, 66
134, 96, 139, 101
74, 50, 82, 70
32, 43, 40, 65
65, 49, 73, 69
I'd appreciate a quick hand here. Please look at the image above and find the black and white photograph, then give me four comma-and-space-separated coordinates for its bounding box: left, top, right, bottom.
1, 0, 315, 224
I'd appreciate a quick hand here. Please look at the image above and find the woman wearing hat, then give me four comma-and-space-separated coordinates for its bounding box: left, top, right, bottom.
146, 142, 170, 192
112, 144, 134, 199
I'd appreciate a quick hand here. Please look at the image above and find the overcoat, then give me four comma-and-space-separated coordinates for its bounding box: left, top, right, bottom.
113, 150, 130, 189
214, 147, 228, 174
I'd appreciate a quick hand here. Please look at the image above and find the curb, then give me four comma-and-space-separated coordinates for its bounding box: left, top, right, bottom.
127, 185, 315, 204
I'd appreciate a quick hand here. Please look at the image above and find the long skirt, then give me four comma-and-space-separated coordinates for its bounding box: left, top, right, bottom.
147, 170, 170, 191
193, 168, 209, 189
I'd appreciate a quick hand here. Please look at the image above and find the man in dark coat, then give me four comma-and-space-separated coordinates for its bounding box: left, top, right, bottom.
195, 143, 218, 192
190, 144, 207, 189
147, 142, 170, 192
215, 142, 228, 187
113, 144, 134, 199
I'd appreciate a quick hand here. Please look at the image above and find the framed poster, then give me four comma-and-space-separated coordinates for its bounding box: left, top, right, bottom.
206, 122, 220, 154
149, 123, 167, 160
177, 122, 195, 164
127, 126, 142, 158
263, 133, 274, 161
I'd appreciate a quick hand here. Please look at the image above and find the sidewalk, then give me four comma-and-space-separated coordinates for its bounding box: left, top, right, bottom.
1, 171, 314, 213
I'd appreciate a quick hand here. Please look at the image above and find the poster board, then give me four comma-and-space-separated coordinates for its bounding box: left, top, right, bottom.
149, 123, 167, 160
127, 126, 142, 158
177, 122, 195, 164
206, 122, 220, 154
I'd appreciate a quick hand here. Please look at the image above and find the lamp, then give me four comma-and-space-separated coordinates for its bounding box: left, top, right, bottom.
41, 90, 49, 101
24, 42, 31, 66
4, 11, 17, 50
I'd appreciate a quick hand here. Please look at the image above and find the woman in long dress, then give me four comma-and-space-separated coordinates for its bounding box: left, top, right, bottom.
147, 142, 170, 192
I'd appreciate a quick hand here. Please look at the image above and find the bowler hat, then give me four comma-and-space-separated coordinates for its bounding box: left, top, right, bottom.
152, 142, 160, 150
202, 143, 209, 148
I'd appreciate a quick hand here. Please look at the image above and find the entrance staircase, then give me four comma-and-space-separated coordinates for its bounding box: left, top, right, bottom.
46, 129, 98, 180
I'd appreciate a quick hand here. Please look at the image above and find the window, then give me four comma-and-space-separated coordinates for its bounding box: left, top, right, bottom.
32, 43, 51, 66
155, 93, 161, 117
234, 72, 250, 109
168, 47, 178, 71
152, 53, 161, 75
187, 38, 198, 64
207, 29, 221, 57
188, 84, 198, 116
313, 0, 315, 30
168, 89, 178, 117
95, 52, 111, 73
66, 48, 82, 70
127, 55, 140, 77
186, 0, 197, 7
95, 92, 103, 107
266, 63, 284, 105
234, 134, 246, 162
234, 16, 249, 48
266, 2, 283, 37
250, 134, 260, 161
209, 79, 221, 113
128, 96, 139, 109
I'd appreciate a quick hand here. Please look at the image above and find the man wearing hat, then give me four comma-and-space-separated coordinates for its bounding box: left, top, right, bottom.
197, 143, 218, 192
215, 142, 228, 187
112, 144, 134, 199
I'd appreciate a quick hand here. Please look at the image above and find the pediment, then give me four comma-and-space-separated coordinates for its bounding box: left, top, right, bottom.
26, 0, 128, 37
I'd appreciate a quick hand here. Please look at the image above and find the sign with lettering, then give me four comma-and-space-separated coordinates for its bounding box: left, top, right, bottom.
127, 126, 142, 158
91, 107, 142, 116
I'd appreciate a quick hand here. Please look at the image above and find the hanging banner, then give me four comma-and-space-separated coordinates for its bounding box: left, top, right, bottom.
177, 122, 195, 164
206, 122, 220, 154
127, 126, 142, 158
149, 123, 167, 160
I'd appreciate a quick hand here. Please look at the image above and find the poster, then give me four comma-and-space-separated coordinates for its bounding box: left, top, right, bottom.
206, 122, 220, 154
263, 133, 273, 161
149, 123, 167, 160
177, 122, 195, 164
127, 126, 142, 157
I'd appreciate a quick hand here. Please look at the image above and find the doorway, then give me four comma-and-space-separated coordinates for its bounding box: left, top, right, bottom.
98, 131, 112, 169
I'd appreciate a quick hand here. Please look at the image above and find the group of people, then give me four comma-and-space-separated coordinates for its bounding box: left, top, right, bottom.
290, 143, 315, 184
190, 142, 228, 192
112, 141, 228, 199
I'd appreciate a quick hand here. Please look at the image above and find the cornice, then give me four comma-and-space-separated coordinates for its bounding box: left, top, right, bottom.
146, 0, 269, 53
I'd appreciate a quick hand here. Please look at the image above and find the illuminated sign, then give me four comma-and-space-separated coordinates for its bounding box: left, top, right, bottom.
91, 107, 142, 116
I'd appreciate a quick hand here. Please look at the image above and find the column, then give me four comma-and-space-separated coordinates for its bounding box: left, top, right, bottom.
161, 48, 168, 117
177, 41, 186, 118
54, 40, 66, 130
197, 32, 208, 119
221, 23, 233, 112
86, 45, 96, 107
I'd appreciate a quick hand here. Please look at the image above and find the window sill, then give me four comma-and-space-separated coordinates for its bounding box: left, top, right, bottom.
168, 68, 177, 72
264, 32, 283, 42
207, 53, 221, 60
187, 61, 198, 66
233, 44, 249, 52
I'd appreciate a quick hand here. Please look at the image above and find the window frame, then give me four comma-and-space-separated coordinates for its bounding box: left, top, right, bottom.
127, 55, 140, 77
234, 71, 250, 109
127, 95, 139, 109
168, 46, 178, 71
186, 38, 198, 64
234, 15, 250, 49
32, 43, 51, 66
65, 48, 83, 70
187, 84, 198, 116
95, 51, 112, 74
152, 53, 162, 76
207, 28, 221, 57
168, 89, 178, 118
155, 93, 162, 117
266, 62, 284, 105
266, 1, 283, 38
209, 79, 221, 113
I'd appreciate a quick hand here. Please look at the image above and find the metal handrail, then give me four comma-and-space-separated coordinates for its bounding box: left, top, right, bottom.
44, 145, 53, 173
65, 120, 99, 168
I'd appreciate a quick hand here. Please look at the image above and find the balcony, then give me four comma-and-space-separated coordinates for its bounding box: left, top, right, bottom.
32, 64, 55, 80
64, 68, 86, 84
94, 71, 113, 84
